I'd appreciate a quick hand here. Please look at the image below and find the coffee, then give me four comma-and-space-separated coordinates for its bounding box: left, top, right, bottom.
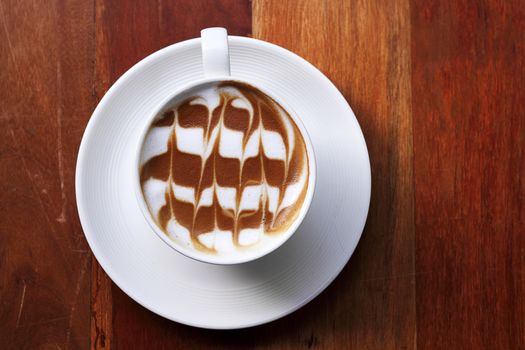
140, 81, 309, 254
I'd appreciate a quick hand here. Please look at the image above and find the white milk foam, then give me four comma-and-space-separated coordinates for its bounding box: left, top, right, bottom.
141, 82, 308, 256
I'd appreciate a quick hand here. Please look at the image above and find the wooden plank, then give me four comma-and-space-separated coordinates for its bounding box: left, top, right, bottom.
411, 1, 525, 348
252, 1, 416, 349
92, 1, 251, 348
91, 254, 112, 350
91, 2, 112, 349
0, 0, 94, 349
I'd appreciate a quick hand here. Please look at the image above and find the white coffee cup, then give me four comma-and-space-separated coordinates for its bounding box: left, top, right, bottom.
134, 28, 316, 265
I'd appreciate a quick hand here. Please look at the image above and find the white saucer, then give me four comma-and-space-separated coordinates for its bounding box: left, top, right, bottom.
76, 36, 371, 329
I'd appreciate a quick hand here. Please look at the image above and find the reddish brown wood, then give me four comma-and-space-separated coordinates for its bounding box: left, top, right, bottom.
254, 1, 416, 349
92, 1, 252, 348
90, 2, 113, 349
91, 255, 112, 350
412, 1, 525, 349
0, 0, 93, 349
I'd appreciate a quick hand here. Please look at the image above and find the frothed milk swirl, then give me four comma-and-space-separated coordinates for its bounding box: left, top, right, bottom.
140, 81, 309, 254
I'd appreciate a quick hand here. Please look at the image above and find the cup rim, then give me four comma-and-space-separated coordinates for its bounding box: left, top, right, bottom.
134, 76, 317, 265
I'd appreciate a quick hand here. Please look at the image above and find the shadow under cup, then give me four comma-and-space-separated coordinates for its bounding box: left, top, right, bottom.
135, 79, 316, 265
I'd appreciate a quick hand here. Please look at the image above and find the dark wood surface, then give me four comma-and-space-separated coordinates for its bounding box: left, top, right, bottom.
255, 1, 416, 348
0, 0, 523, 349
412, 1, 525, 348
0, 0, 93, 348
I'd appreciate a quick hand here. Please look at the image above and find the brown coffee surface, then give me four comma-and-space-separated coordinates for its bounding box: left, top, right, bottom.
140, 81, 309, 253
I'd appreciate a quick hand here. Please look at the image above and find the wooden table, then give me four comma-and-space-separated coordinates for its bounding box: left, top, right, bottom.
1, 0, 523, 348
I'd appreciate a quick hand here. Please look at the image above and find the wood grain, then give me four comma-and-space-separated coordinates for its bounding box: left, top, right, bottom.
412, 1, 525, 348
253, 1, 416, 348
92, 1, 252, 349
0, 0, 93, 349
91, 3, 112, 349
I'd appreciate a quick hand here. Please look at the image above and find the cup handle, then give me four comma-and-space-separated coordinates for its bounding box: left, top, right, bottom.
201, 27, 231, 77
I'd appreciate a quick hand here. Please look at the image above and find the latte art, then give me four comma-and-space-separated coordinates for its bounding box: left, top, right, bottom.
140, 81, 309, 254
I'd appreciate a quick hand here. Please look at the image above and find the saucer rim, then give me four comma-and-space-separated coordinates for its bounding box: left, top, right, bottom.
76, 35, 371, 329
